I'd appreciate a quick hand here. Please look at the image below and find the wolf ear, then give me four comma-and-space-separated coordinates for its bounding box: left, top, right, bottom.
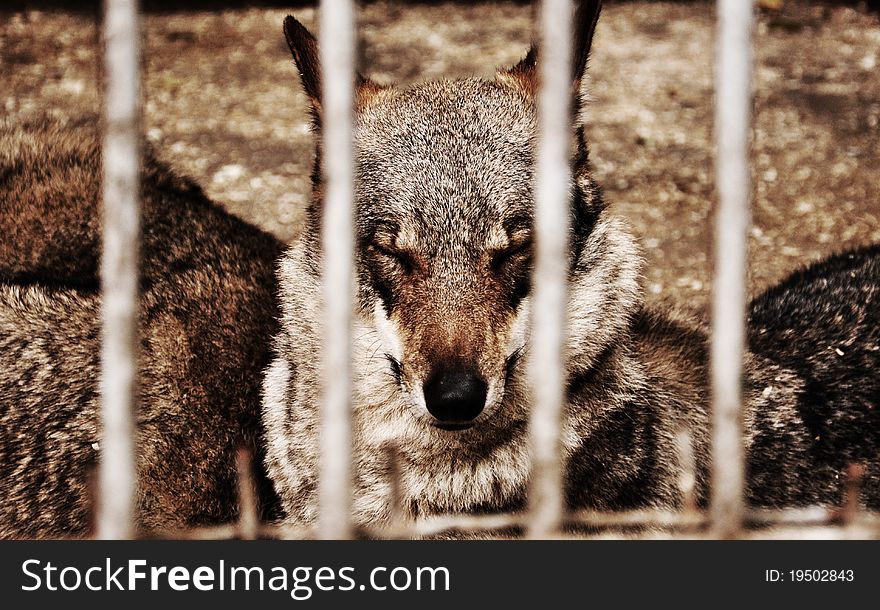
503, 0, 602, 100
283, 15, 387, 124
283, 16, 323, 114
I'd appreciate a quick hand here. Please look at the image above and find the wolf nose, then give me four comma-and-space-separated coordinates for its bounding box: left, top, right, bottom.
423, 366, 488, 424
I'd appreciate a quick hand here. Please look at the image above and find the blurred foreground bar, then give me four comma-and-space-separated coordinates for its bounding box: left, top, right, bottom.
98, 0, 141, 540
527, 0, 574, 539
711, 0, 754, 537
317, 0, 356, 540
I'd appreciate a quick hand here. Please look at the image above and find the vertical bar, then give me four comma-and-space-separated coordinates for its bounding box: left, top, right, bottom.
675, 428, 698, 516
98, 0, 140, 539
318, 0, 356, 540
384, 443, 408, 539
842, 463, 865, 526
527, 0, 574, 539
711, 0, 753, 537
236, 449, 259, 540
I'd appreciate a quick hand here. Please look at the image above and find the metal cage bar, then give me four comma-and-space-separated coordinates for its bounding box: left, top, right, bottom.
711, 0, 754, 537
527, 0, 575, 539
317, 0, 357, 540
98, 0, 141, 540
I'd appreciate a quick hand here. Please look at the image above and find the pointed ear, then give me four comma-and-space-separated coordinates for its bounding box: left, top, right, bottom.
572, 0, 602, 89
501, 0, 602, 98
283, 15, 323, 114
283, 15, 390, 124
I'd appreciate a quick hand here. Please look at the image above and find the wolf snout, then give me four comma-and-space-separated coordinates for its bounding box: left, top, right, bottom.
422, 365, 488, 429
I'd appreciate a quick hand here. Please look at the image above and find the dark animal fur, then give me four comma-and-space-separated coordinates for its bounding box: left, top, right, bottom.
747, 245, 880, 508
0, 118, 283, 538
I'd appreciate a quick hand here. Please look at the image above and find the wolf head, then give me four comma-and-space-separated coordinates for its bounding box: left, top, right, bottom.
279, 0, 638, 430
268, 1, 642, 519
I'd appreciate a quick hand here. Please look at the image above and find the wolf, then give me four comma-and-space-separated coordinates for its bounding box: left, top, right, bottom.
263, 0, 878, 532
0, 118, 283, 537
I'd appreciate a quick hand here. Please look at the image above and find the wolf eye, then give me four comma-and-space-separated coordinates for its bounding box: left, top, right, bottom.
490, 239, 533, 271
371, 242, 415, 273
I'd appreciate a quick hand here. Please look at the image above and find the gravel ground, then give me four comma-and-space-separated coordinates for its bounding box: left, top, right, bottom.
2, 1, 879, 312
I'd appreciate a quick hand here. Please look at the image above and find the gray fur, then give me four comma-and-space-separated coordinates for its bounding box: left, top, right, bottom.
264, 3, 879, 532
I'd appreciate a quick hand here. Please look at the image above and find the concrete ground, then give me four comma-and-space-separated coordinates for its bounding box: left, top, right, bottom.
2, 1, 879, 312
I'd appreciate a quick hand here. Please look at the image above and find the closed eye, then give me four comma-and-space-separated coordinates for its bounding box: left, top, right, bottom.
490, 239, 533, 271
371, 242, 416, 273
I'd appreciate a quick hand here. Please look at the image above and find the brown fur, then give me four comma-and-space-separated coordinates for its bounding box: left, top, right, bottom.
0, 117, 283, 538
